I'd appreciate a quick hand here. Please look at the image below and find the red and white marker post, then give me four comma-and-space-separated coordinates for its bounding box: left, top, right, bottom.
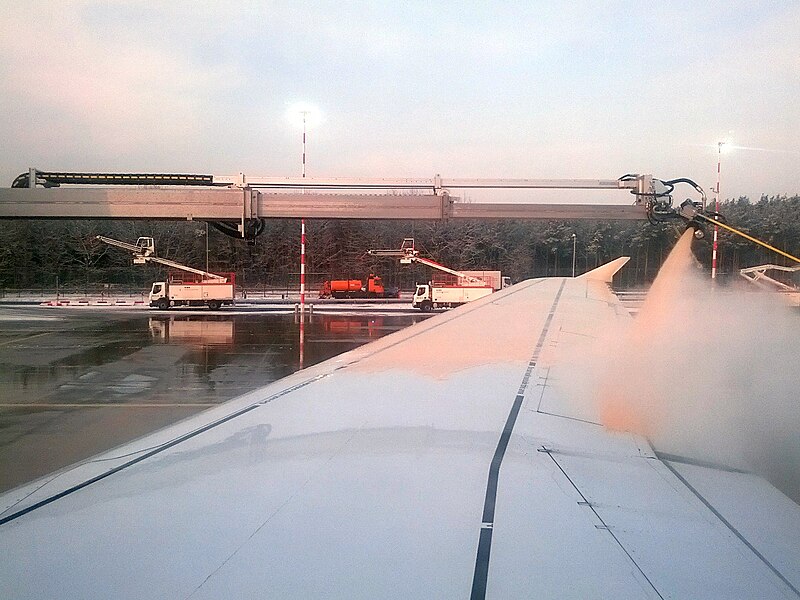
711, 142, 722, 280
299, 110, 310, 368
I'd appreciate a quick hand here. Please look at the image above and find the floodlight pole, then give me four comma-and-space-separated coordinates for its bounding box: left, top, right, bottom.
299, 110, 310, 369
712, 142, 722, 280
300, 111, 309, 310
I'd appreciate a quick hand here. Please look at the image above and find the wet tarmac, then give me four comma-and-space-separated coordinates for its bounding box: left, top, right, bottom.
0, 306, 430, 492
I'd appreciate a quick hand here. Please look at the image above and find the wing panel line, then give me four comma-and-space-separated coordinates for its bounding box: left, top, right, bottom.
661, 459, 800, 597
470, 280, 565, 600
0, 404, 258, 526
542, 449, 664, 599
0, 366, 344, 524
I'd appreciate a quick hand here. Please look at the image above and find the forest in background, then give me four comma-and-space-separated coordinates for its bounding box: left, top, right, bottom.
0, 195, 798, 293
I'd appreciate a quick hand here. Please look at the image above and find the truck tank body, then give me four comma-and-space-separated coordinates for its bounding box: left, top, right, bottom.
320, 275, 395, 299
431, 270, 503, 290
330, 280, 364, 293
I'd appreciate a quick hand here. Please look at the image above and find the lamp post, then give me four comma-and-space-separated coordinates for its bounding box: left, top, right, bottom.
572, 233, 577, 277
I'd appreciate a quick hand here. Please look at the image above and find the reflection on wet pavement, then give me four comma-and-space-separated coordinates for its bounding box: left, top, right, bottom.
0, 308, 429, 492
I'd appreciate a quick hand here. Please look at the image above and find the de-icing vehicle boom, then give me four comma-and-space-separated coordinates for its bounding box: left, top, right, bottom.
96, 235, 234, 309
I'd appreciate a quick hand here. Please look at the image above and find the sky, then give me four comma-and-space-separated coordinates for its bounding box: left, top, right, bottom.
0, 1, 798, 203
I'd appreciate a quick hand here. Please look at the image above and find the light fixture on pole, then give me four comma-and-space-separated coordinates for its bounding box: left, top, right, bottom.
300, 110, 310, 180
572, 233, 577, 278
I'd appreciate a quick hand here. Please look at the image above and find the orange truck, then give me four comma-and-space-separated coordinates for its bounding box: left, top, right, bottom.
319, 274, 399, 299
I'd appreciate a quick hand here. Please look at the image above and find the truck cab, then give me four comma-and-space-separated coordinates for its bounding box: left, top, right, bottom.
412, 284, 432, 311
149, 281, 170, 310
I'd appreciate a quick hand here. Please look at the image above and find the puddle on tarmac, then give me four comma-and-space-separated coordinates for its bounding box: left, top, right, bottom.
0, 309, 430, 491
0, 311, 430, 405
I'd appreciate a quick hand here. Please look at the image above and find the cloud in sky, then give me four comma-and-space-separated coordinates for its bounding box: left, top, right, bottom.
0, 1, 798, 202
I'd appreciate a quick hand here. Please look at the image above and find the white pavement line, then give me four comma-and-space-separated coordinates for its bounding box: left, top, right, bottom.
0, 331, 55, 347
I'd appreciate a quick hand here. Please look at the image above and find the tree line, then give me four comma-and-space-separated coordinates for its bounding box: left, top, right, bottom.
0, 195, 798, 292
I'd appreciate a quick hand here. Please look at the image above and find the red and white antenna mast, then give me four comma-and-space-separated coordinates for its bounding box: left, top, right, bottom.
300, 110, 309, 310
711, 141, 723, 280
299, 110, 310, 368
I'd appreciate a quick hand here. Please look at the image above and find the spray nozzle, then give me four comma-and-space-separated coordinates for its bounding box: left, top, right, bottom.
689, 223, 705, 239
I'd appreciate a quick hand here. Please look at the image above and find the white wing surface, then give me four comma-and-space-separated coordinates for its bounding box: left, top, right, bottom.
2, 261, 799, 599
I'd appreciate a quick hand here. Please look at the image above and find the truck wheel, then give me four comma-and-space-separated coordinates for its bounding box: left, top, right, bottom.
208, 300, 221, 310
420, 300, 433, 312
157, 298, 170, 310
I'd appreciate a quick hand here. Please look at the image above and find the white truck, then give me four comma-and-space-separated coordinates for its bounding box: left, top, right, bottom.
149, 271, 235, 310
368, 238, 510, 311
412, 283, 493, 311
97, 236, 235, 310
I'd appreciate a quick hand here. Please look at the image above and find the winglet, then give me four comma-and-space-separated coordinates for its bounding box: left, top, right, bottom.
577, 257, 630, 283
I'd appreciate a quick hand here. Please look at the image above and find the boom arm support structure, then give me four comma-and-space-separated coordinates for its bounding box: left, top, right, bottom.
96, 235, 155, 260
0, 169, 709, 240
739, 264, 800, 291
406, 256, 485, 285
96, 235, 227, 282
368, 238, 485, 285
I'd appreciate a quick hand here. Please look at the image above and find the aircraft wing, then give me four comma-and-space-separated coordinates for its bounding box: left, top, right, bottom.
2, 259, 799, 599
